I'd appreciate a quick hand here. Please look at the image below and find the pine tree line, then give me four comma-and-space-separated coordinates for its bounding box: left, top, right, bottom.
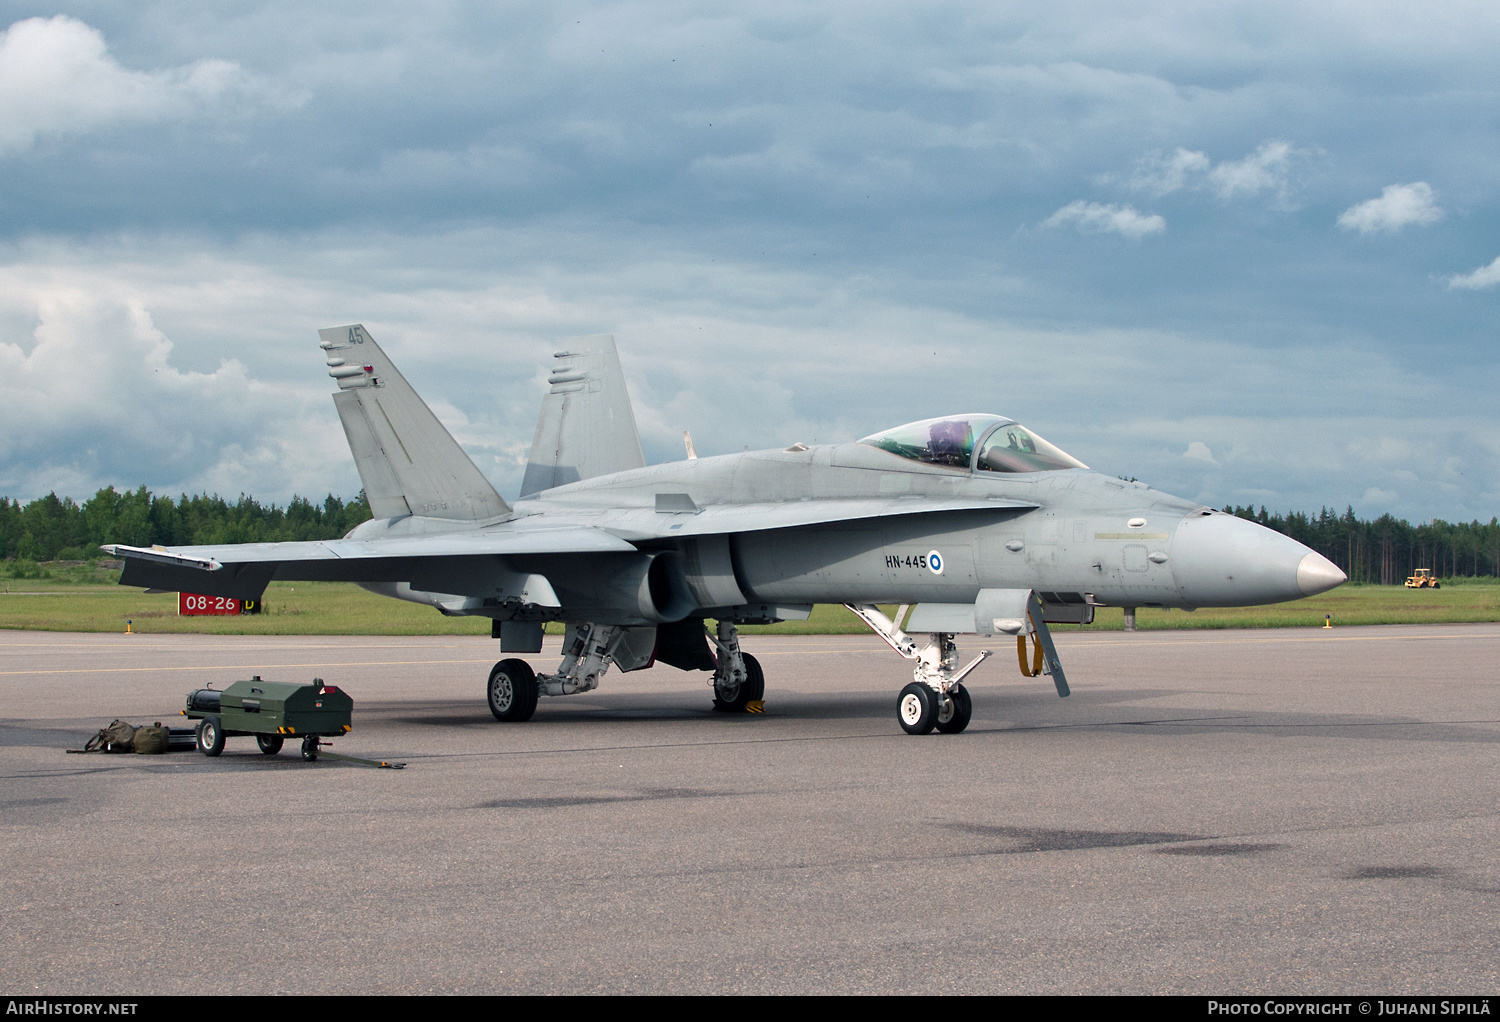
0, 487, 372, 562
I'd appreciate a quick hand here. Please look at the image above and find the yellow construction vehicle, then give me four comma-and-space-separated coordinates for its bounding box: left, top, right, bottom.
1405, 568, 1441, 589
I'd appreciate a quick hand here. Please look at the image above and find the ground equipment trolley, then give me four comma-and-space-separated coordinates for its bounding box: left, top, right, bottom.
182, 677, 352, 761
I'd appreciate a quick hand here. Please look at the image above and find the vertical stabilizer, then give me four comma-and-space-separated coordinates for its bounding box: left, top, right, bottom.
320, 324, 510, 521
521, 335, 646, 497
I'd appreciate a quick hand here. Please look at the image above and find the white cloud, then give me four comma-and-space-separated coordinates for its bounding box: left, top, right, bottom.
1206, 141, 1294, 199
1130, 148, 1211, 197
0, 16, 276, 155
1042, 200, 1165, 238
1184, 441, 1218, 465
0, 226, 1497, 521
0, 269, 338, 502
1337, 182, 1442, 235
1125, 141, 1299, 204
1446, 255, 1500, 290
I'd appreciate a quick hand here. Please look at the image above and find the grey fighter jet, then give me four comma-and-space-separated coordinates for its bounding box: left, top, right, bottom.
105, 326, 1347, 735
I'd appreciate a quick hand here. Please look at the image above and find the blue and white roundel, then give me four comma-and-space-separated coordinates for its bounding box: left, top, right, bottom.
927, 550, 944, 575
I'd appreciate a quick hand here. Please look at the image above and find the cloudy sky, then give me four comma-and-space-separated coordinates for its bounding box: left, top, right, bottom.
0, 1, 1496, 521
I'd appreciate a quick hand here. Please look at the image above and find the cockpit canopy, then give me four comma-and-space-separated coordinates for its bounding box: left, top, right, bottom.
857, 414, 1088, 473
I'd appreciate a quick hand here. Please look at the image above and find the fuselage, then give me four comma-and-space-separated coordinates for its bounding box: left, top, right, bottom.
349, 440, 1345, 617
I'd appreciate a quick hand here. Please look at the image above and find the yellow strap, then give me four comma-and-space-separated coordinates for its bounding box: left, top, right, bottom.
1015, 615, 1045, 677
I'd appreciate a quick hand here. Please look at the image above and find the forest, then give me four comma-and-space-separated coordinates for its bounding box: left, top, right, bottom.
0, 486, 371, 562
0, 485, 1497, 585
1219, 504, 1500, 585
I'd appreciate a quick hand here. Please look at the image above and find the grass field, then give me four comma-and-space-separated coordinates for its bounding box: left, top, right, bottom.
3, 562, 1498, 635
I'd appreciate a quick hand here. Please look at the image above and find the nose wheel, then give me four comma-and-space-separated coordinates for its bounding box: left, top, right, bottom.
897, 683, 936, 734
935, 683, 972, 734
897, 682, 973, 735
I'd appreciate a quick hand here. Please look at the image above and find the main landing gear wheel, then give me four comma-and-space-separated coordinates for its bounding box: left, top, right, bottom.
713, 653, 765, 713
301, 735, 319, 762
256, 733, 284, 755
488, 658, 540, 722
935, 683, 973, 734
197, 715, 225, 757
897, 682, 937, 735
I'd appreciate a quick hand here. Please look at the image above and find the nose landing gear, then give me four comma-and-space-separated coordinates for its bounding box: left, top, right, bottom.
849, 592, 1068, 735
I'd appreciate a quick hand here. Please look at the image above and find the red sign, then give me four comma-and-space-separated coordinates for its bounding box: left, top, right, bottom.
179, 593, 245, 616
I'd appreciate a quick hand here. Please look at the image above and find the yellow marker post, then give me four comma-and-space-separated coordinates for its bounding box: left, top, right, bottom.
125, 619, 132, 634
1324, 614, 1332, 629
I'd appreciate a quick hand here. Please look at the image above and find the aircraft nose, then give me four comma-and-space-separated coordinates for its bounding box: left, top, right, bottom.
1172, 512, 1345, 607
1297, 551, 1347, 596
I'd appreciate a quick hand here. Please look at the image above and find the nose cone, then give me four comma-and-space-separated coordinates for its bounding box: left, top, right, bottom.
1172, 512, 1343, 607
1297, 551, 1347, 596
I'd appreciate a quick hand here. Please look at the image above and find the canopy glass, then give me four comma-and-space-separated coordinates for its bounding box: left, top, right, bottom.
858, 415, 1087, 473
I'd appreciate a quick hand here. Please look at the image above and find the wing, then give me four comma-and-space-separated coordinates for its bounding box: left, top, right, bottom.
103, 496, 1035, 600
102, 527, 637, 599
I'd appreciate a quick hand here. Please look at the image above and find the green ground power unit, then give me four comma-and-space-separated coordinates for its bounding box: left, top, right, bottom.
182, 676, 352, 761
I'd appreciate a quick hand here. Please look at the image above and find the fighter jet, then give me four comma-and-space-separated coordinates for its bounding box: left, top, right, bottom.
105, 326, 1347, 735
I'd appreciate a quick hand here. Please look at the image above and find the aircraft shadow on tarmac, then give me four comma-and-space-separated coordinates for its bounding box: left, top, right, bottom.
373, 688, 1500, 745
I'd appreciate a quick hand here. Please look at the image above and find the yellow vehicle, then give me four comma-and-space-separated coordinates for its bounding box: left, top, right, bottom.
1405, 568, 1441, 589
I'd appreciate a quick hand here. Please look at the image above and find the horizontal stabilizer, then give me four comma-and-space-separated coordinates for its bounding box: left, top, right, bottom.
321, 324, 510, 521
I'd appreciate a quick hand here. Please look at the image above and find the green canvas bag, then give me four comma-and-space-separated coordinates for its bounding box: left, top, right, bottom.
133, 722, 170, 755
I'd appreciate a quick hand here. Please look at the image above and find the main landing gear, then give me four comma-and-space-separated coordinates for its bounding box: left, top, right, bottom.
848, 595, 1069, 735
485, 619, 768, 722
706, 619, 764, 713
487, 622, 626, 722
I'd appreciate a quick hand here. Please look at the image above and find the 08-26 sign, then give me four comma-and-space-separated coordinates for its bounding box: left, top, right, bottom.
178, 593, 261, 616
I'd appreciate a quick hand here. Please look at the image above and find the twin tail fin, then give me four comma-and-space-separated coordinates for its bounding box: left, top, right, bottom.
320, 324, 510, 521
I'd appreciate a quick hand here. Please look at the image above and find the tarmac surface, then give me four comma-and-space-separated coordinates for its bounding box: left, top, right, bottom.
1, 624, 1498, 995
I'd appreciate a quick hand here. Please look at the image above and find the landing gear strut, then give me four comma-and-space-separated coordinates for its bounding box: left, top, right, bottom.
707, 620, 764, 713
486, 622, 634, 722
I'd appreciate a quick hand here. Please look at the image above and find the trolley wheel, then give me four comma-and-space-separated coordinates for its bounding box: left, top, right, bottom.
197, 715, 225, 757
301, 735, 320, 762
256, 733, 284, 755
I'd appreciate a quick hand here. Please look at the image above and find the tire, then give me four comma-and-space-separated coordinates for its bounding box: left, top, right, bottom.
897, 682, 937, 735
301, 735, 319, 762
713, 653, 765, 713
256, 733, 284, 755
935, 683, 973, 734
488, 658, 540, 722
197, 715, 225, 757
